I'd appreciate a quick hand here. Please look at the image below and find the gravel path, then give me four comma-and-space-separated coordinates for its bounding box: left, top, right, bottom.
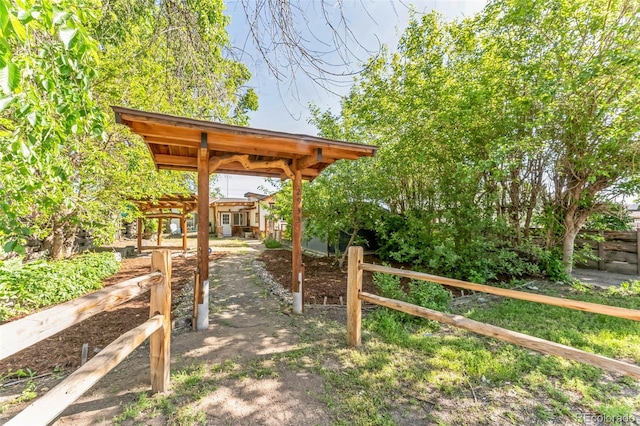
1, 240, 331, 426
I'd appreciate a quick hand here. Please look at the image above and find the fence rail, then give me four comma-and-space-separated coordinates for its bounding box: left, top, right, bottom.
346, 246, 640, 379
1, 250, 172, 426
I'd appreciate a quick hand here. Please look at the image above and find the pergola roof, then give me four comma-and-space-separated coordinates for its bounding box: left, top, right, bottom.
210, 198, 255, 207
112, 106, 378, 181
133, 194, 198, 217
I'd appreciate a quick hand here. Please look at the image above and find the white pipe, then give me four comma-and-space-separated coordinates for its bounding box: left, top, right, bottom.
293, 272, 303, 314
197, 279, 209, 330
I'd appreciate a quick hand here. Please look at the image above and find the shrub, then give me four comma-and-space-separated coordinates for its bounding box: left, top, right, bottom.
372, 271, 452, 329
263, 237, 282, 249
375, 212, 542, 284
0, 252, 120, 321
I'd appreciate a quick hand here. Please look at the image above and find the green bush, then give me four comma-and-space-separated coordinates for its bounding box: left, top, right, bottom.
263, 237, 282, 249
0, 252, 120, 321
375, 212, 542, 283
372, 271, 452, 329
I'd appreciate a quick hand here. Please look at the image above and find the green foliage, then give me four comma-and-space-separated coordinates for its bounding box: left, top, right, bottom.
263, 237, 282, 249
607, 280, 640, 297
585, 203, 633, 231
0, 252, 119, 321
142, 218, 158, 235
532, 247, 570, 283
0, 0, 258, 258
310, 0, 640, 277
0, 0, 104, 252
376, 212, 539, 283
372, 271, 452, 329
407, 279, 452, 312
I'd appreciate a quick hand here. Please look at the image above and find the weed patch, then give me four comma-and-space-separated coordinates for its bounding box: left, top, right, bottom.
0, 252, 119, 321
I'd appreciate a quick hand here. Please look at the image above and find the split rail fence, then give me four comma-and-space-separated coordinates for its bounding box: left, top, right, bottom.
0, 250, 172, 425
346, 246, 640, 379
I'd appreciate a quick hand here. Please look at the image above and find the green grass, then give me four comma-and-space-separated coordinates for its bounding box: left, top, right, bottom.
114, 363, 217, 426
209, 239, 249, 248
0, 252, 120, 321
293, 279, 640, 425
114, 278, 640, 425
114, 357, 284, 425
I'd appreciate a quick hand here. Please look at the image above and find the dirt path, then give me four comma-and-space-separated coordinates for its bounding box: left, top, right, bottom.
1, 241, 331, 425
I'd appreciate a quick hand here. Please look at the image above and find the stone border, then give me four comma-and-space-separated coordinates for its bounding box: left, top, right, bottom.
252, 259, 292, 304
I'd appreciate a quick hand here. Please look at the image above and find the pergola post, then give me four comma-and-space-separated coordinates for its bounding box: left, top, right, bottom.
157, 217, 163, 246
292, 165, 303, 314
181, 213, 187, 253
137, 217, 142, 253
195, 133, 210, 331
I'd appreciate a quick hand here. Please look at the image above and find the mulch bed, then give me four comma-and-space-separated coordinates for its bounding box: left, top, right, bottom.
257, 250, 379, 305
0, 252, 225, 378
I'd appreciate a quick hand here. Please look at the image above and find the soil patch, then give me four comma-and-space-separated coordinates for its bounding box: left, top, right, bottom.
0, 252, 226, 378
257, 249, 379, 304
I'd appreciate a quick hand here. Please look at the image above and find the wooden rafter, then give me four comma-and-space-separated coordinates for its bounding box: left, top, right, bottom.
295, 148, 323, 171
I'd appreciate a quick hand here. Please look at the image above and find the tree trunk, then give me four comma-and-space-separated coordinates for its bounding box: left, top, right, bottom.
50, 220, 77, 260
63, 225, 77, 258
562, 227, 577, 275
51, 223, 65, 260
339, 228, 360, 269
561, 205, 590, 275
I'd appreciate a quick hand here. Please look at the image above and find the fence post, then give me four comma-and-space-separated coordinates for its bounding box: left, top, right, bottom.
636, 230, 640, 275
347, 246, 363, 346
150, 250, 171, 392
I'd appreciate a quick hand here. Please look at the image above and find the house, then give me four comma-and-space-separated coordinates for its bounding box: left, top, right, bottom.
210, 192, 282, 238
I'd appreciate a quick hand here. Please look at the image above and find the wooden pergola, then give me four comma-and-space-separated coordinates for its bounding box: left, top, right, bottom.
113, 106, 378, 330
133, 195, 197, 253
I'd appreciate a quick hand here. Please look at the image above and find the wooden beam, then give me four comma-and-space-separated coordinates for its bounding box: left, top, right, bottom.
129, 121, 201, 143
157, 217, 163, 246
155, 154, 198, 167
281, 167, 321, 180
358, 292, 640, 379
208, 153, 294, 179
150, 250, 171, 393
296, 148, 323, 170
0, 273, 161, 361
143, 213, 185, 219
195, 133, 209, 330
139, 245, 183, 250
360, 263, 640, 321
6, 315, 164, 426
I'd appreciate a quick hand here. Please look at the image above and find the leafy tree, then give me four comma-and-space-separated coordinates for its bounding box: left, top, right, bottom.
0, 0, 104, 255
309, 0, 640, 278
482, 0, 640, 272
1, 0, 258, 259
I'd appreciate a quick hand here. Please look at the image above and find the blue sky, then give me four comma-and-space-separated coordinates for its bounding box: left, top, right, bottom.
216, 0, 486, 198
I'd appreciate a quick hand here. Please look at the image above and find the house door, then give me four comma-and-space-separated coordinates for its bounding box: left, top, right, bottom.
221, 213, 232, 236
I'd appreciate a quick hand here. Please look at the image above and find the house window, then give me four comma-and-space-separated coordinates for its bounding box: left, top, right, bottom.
233, 213, 246, 226
255, 213, 259, 225
222, 214, 230, 225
